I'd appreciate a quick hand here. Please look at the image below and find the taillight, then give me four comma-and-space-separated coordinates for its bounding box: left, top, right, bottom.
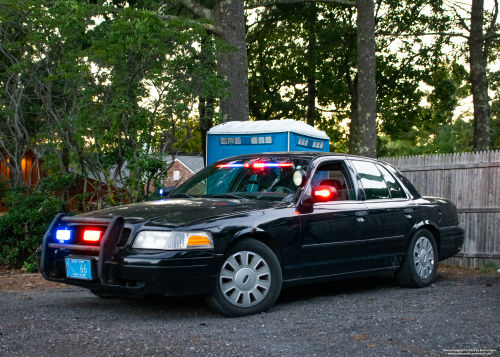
83, 230, 102, 242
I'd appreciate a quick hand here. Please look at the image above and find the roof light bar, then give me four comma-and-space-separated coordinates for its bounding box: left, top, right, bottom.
216, 163, 244, 168
252, 162, 293, 168
216, 162, 293, 169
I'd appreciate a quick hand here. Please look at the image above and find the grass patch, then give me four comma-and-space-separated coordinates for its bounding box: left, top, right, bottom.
481, 262, 499, 274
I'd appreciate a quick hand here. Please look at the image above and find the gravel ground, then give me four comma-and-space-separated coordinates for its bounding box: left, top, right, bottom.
0, 267, 498, 357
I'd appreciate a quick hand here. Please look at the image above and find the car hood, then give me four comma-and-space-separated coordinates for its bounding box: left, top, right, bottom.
78, 198, 282, 226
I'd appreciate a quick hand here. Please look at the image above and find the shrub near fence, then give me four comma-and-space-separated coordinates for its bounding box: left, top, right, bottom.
380, 150, 500, 268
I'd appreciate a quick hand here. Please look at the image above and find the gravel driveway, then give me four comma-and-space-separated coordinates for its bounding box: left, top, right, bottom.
0, 267, 498, 357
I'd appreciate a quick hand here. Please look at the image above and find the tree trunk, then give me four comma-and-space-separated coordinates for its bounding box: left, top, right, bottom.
200, 96, 214, 166
469, 0, 491, 151
356, 0, 377, 158
213, 0, 249, 122
306, 2, 317, 127
347, 74, 358, 155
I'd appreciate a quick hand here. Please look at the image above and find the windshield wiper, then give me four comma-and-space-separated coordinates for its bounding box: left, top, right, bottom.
206, 193, 246, 199
170, 193, 193, 198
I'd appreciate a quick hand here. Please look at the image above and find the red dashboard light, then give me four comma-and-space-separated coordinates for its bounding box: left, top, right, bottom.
83, 230, 102, 242
313, 189, 332, 199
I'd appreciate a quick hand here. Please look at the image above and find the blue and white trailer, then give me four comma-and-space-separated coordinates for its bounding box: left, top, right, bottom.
206, 119, 330, 165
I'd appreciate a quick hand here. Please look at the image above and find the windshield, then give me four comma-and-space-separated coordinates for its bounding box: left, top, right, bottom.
170, 157, 310, 201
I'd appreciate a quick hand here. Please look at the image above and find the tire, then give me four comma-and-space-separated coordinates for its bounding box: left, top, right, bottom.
395, 228, 438, 288
205, 238, 282, 317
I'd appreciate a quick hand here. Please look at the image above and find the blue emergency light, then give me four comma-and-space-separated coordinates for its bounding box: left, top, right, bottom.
56, 230, 71, 243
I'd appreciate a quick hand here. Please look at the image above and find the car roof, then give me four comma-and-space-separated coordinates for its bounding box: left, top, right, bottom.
215, 152, 384, 164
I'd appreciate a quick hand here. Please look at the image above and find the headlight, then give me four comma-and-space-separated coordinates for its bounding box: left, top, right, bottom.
132, 231, 213, 250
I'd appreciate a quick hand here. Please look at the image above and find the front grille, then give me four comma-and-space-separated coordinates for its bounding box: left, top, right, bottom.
117, 228, 131, 248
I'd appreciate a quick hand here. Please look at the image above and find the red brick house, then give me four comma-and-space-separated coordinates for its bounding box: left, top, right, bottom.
163, 156, 204, 187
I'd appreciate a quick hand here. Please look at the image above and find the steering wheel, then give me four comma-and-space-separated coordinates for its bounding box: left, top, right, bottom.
270, 186, 293, 194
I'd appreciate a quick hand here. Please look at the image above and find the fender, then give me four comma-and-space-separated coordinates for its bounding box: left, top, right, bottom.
406, 220, 440, 248
229, 226, 272, 247
226, 227, 284, 269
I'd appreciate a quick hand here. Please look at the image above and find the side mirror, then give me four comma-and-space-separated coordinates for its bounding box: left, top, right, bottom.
308, 185, 337, 203
293, 170, 307, 187
159, 186, 177, 197
313, 185, 337, 202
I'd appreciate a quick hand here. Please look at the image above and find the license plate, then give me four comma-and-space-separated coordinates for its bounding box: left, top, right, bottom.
65, 259, 93, 280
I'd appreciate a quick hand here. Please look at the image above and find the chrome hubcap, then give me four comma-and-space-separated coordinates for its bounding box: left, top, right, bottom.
413, 237, 435, 279
220, 251, 271, 307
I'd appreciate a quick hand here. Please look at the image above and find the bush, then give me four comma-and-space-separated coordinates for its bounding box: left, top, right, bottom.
0, 189, 66, 272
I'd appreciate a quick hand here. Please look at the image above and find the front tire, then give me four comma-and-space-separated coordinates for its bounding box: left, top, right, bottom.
395, 229, 438, 288
206, 238, 282, 317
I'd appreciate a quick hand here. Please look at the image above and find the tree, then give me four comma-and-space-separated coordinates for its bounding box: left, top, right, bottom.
356, 0, 376, 157
469, 0, 497, 150
247, 0, 378, 155
0, 2, 45, 188
159, 0, 249, 121
381, 0, 500, 151
0, 0, 228, 206
247, 0, 448, 157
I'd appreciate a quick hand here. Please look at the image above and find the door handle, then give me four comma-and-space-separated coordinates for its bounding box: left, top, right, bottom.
355, 211, 368, 222
404, 208, 413, 218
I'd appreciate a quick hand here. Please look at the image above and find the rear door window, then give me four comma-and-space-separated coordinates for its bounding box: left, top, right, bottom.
351, 161, 390, 200
377, 164, 407, 199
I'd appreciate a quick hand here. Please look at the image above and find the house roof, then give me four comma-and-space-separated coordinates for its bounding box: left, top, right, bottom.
173, 156, 204, 173
207, 119, 330, 140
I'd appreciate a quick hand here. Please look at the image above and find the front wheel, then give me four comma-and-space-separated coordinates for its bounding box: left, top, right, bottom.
395, 228, 438, 288
205, 238, 282, 317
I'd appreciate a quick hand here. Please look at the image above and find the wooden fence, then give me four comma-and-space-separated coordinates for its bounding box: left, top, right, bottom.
380, 150, 500, 268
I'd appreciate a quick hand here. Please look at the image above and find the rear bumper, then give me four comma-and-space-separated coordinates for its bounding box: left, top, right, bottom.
37, 214, 223, 297
438, 225, 465, 261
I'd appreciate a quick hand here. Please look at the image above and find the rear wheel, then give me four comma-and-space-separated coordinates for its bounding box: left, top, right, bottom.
205, 238, 282, 317
395, 229, 438, 288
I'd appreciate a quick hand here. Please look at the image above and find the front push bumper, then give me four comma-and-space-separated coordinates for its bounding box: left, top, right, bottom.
37, 214, 223, 297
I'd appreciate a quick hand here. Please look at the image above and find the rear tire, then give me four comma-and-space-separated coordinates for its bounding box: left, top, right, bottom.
395, 228, 438, 288
205, 238, 282, 317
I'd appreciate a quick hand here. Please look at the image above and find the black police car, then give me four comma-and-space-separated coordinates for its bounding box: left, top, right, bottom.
38, 153, 464, 317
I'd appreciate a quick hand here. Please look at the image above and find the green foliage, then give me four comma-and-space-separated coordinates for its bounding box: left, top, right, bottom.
0, 188, 66, 270
247, 2, 463, 155
378, 117, 474, 157
0, 0, 228, 207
